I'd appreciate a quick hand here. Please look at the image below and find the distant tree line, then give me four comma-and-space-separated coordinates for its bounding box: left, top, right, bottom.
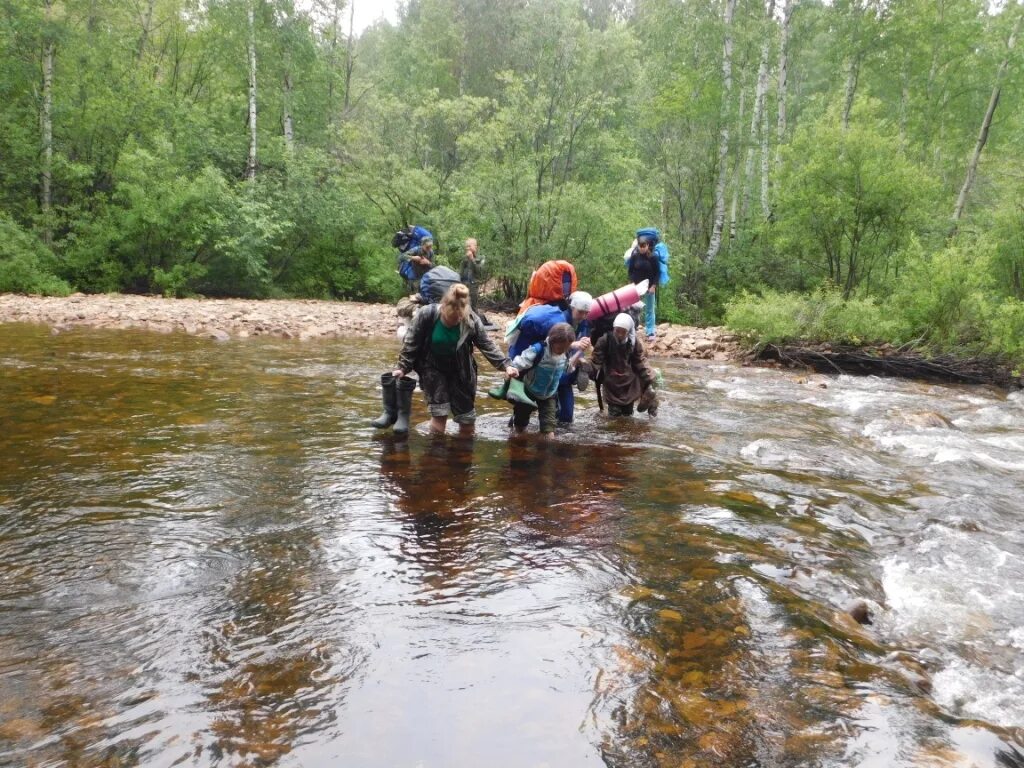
2, 0, 1023, 363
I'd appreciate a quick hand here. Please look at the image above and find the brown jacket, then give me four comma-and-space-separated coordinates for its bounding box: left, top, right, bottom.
590, 333, 656, 406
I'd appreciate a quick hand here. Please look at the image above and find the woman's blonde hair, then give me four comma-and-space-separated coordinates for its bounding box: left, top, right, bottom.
440, 283, 471, 324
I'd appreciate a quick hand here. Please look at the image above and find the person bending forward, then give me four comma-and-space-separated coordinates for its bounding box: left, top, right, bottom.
590, 313, 657, 418
393, 284, 516, 436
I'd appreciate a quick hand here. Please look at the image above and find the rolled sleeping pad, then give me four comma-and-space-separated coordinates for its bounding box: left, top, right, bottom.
587, 279, 649, 322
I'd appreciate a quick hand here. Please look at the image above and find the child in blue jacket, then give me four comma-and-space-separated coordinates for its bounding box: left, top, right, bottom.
509, 323, 575, 439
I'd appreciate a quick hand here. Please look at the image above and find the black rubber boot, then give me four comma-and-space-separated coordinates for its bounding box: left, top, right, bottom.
393, 376, 417, 435
371, 373, 398, 428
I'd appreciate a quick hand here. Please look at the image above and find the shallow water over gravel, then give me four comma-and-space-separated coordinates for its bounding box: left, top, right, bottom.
1, 324, 1022, 767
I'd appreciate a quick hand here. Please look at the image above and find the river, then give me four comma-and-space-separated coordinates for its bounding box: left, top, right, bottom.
1, 324, 1022, 767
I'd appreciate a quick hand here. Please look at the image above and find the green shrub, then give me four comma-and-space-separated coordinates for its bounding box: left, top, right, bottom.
725, 286, 891, 345
0, 214, 71, 295
983, 298, 1024, 365
152, 263, 208, 298
882, 243, 992, 349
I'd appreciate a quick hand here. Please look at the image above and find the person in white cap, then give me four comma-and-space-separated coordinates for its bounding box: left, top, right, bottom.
504, 290, 594, 424
590, 313, 658, 418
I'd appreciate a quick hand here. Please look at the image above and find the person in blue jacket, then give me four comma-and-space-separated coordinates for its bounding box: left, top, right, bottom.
394, 225, 435, 294
623, 228, 670, 340
509, 323, 576, 440
506, 290, 593, 425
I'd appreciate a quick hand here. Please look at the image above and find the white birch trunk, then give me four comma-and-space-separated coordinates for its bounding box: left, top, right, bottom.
742, 34, 771, 221
775, 0, 791, 164
729, 87, 746, 239
760, 83, 771, 219
951, 11, 1021, 231
41, 0, 54, 244
344, 0, 355, 112
327, 0, 340, 110
136, 0, 155, 62
899, 60, 909, 144
283, 59, 294, 154
246, 1, 258, 181
706, 0, 737, 265
842, 55, 860, 130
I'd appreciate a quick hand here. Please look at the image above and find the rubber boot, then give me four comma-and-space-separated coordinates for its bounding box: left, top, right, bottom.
393, 376, 417, 435
371, 373, 398, 428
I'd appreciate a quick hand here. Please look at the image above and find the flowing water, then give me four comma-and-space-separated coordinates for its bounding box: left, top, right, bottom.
1, 323, 1022, 768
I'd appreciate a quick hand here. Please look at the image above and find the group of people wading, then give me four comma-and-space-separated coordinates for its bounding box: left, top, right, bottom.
373, 226, 670, 439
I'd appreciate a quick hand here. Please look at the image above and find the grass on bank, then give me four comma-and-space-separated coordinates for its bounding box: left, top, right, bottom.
725, 280, 1024, 374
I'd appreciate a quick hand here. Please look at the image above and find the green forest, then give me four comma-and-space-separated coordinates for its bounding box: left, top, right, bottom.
3, 0, 1024, 364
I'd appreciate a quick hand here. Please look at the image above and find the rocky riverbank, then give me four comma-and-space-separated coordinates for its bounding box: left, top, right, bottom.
0, 293, 742, 360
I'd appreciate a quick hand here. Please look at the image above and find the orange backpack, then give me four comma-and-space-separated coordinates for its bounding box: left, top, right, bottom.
517, 260, 577, 315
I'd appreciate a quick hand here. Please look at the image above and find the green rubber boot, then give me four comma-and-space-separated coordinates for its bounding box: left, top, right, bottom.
371, 373, 398, 428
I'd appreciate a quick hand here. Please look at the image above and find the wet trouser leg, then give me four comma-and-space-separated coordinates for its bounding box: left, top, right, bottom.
643, 291, 656, 337
555, 379, 575, 423
607, 402, 635, 418
512, 402, 534, 432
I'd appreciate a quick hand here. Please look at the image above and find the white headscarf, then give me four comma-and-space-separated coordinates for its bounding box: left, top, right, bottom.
612, 312, 636, 347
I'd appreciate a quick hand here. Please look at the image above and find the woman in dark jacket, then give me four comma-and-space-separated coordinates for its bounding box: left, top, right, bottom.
392, 283, 516, 436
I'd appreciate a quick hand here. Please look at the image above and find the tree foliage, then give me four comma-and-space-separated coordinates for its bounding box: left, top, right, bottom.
1, 0, 1023, 360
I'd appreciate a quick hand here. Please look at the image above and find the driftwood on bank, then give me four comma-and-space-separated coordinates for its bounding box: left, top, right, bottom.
752, 342, 1020, 389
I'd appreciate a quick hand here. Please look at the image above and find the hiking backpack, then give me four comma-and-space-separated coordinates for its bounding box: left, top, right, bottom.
418, 266, 461, 304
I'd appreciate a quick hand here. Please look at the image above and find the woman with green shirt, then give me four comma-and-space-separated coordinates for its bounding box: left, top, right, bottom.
392, 284, 517, 436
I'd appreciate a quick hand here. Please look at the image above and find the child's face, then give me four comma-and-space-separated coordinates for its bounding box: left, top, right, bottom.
549, 339, 571, 356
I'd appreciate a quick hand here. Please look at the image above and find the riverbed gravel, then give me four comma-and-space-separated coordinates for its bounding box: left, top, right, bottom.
0, 293, 742, 360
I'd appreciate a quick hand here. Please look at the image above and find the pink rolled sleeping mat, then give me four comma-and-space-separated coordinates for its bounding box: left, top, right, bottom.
587, 279, 649, 321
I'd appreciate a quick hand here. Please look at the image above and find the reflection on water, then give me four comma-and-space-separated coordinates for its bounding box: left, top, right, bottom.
1, 324, 1023, 767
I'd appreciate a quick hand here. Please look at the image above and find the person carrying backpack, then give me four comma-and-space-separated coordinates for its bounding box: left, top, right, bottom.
505, 291, 594, 425
508, 323, 576, 440
394, 226, 435, 294
623, 227, 670, 340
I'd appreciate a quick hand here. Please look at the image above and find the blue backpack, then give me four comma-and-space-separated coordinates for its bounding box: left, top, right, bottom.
395, 226, 434, 279
634, 227, 670, 286
506, 304, 569, 358
392, 225, 433, 253
418, 266, 461, 304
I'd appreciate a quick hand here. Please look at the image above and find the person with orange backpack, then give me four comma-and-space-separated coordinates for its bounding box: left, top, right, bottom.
504, 291, 593, 425
517, 260, 577, 315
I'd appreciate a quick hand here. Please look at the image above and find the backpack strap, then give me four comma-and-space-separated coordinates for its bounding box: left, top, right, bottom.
525, 341, 546, 372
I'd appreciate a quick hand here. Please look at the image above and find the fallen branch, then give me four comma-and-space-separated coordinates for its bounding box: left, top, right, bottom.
753, 343, 1020, 388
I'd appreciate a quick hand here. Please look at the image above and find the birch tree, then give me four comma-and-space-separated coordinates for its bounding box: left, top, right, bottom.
760, 73, 771, 218
344, 0, 354, 111
775, 0, 791, 168
277, 3, 296, 154
247, 0, 258, 180
729, 86, 746, 239
950, 8, 1021, 233
707, 0, 737, 264
838, 0, 880, 131
741, 0, 774, 223
41, 0, 55, 243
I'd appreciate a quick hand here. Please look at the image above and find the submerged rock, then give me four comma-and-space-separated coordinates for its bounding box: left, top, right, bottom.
844, 599, 872, 625
899, 411, 954, 429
